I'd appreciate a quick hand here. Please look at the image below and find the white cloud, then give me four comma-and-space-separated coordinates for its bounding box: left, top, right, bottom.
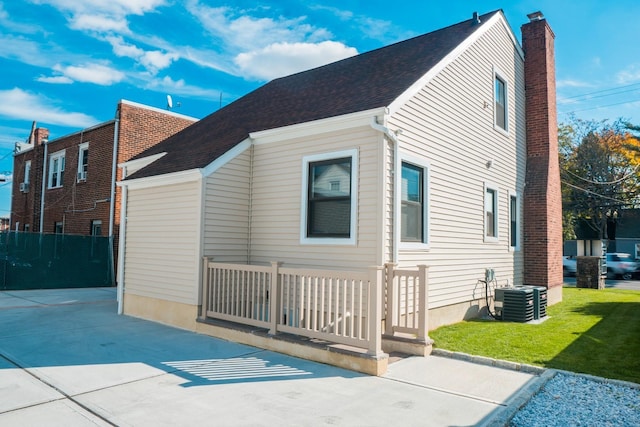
0, 88, 97, 127
53, 63, 125, 85
188, 3, 333, 52
616, 65, 640, 84
106, 35, 176, 74
145, 75, 222, 99
30, 0, 166, 18
70, 13, 129, 32
36, 75, 73, 84
235, 41, 357, 81
0, 35, 49, 66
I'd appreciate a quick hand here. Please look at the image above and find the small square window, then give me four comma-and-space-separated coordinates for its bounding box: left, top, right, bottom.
91, 220, 102, 236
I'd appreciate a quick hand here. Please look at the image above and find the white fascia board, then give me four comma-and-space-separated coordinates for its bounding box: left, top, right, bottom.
118, 152, 166, 176
387, 12, 522, 115
202, 139, 252, 177
117, 168, 201, 190
249, 107, 387, 145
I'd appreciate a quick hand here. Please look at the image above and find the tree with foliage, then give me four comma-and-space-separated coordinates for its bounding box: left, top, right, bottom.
559, 117, 640, 241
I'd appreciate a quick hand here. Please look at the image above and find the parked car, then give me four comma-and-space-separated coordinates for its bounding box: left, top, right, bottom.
605, 253, 637, 280
563, 256, 577, 276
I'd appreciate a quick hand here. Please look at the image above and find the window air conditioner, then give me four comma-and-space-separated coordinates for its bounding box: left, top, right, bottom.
77, 171, 87, 182
19, 182, 29, 193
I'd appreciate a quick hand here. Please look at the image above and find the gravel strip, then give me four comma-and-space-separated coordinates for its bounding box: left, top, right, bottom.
510, 372, 640, 427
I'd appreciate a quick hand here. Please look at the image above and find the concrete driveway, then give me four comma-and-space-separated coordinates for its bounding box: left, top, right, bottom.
0, 288, 544, 426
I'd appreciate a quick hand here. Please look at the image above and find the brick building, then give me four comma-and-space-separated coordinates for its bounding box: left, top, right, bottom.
11, 100, 197, 240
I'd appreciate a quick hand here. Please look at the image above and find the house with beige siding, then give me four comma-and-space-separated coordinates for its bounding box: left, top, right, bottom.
116, 10, 563, 374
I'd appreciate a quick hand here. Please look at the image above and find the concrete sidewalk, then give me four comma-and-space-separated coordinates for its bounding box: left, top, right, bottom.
0, 288, 544, 426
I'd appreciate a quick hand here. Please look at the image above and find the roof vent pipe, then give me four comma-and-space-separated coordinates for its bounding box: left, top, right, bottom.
473, 12, 481, 24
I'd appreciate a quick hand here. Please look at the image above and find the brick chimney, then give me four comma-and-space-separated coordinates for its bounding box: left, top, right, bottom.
522, 12, 563, 305
33, 127, 49, 145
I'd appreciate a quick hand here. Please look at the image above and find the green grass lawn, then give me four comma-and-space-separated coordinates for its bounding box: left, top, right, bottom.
429, 287, 640, 384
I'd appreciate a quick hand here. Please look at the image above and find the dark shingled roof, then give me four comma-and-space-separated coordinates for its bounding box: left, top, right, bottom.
128, 10, 501, 180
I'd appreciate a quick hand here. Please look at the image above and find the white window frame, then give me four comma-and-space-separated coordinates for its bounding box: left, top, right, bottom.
48, 150, 65, 189
300, 149, 358, 245
91, 219, 102, 236
493, 67, 509, 134
398, 153, 430, 250
24, 160, 31, 184
78, 142, 89, 181
484, 183, 499, 243
509, 190, 521, 251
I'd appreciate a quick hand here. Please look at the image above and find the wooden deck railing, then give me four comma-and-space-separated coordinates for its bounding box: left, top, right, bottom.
384, 264, 430, 342
201, 258, 383, 356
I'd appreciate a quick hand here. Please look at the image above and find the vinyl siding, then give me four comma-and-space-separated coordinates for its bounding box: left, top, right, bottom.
249, 126, 380, 270
203, 148, 251, 262
388, 21, 526, 308
124, 181, 201, 305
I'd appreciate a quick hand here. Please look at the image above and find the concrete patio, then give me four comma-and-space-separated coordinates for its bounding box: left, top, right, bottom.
0, 287, 545, 426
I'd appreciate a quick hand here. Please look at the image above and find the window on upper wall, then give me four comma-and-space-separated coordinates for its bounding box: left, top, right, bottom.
78, 143, 89, 181
24, 161, 31, 184
485, 185, 498, 241
400, 160, 429, 246
48, 150, 65, 189
509, 192, 520, 250
494, 73, 508, 132
54, 222, 63, 234
301, 149, 358, 245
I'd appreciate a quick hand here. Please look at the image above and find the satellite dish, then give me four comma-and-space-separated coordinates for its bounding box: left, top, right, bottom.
166, 95, 173, 109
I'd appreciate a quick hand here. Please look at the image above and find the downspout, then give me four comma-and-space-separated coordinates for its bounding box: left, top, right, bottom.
116, 182, 127, 315
370, 115, 400, 264
109, 105, 120, 289
109, 105, 120, 237
39, 138, 48, 233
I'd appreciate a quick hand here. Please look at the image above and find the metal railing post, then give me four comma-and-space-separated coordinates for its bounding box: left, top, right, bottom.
269, 261, 282, 335
367, 266, 384, 356
417, 264, 430, 342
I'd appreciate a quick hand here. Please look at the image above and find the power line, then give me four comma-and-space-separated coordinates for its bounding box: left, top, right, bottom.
561, 180, 635, 204
559, 98, 640, 114
559, 82, 640, 103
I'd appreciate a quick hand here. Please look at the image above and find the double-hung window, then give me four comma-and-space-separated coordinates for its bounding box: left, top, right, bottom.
400, 158, 429, 247
494, 71, 508, 132
301, 149, 357, 245
509, 191, 520, 250
485, 184, 498, 241
78, 143, 89, 181
48, 150, 65, 189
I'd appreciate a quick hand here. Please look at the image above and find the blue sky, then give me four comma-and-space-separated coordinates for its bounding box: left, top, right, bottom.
1, 1, 640, 218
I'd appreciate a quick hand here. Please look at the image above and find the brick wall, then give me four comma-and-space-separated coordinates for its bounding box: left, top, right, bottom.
11, 101, 196, 241
521, 15, 564, 299
12, 128, 49, 232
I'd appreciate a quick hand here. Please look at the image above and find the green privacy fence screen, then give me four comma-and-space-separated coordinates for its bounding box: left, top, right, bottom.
0, 232, 114, 290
